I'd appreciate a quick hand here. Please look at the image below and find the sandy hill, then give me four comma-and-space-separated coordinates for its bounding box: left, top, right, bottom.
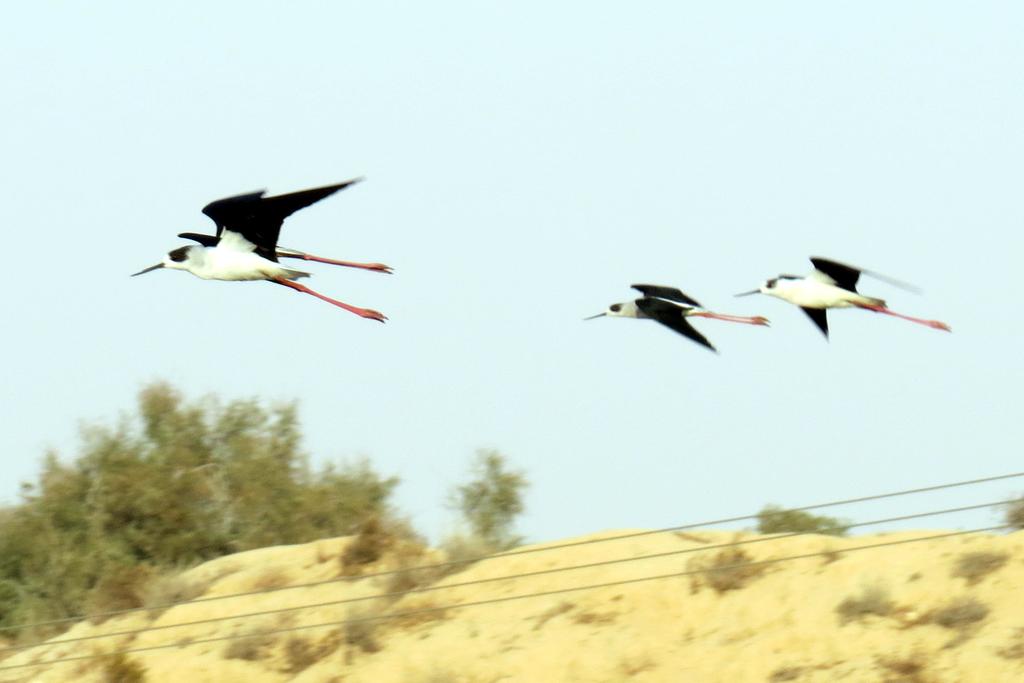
1, 528, 1023, 682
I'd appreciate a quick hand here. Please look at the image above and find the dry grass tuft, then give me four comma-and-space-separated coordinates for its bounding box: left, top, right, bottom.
875, 651, 932, 683
531, 602, 574, 630
345, 616, 382, 654
223, 630, 277, 661
572, 610, 618, 626
997, 628, 1024, 660
99, 651, 147, 683
836, 584, 894, 625
820, 548, 842, 566
437, 533, 504, 577
768, 666, 804, 682
618, 654, 656, 676
390, 599, 450, 629
281, 633, 343, 674
381, 538, 442, 597
249, 567, 290, 591
768, 662, 840, 682
952, 551, 1009, 586
1004, 497, 1024, 530
86, 565, 156, 624
688, 546, 768, 594
341, 515, 394, 574
405, 669, 491, 683
140, 570, 209, 618
929, 596, 989, 630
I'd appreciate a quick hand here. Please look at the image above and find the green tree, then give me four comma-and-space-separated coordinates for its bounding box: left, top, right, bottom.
756, 504, 849, 537
0, 381, 399, 637
448, 450, 529, 550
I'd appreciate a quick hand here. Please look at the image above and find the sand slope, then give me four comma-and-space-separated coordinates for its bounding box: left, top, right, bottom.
3, 529, 1023, 682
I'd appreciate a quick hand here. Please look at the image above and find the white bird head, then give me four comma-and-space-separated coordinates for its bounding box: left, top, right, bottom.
584, 300, 642, 320
131, 246, 197, 277
735, 276, 798, 300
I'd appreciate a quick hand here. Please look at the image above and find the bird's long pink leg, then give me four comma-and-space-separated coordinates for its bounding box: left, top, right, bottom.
690, 311, 771, 326
282, 252, 392, 274
273, 278, 387, 322
855, 303, 950, 331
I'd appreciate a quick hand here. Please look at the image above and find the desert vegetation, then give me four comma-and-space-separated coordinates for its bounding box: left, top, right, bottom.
951, 550, 1009, 586
756, 504, 849, 536
0, 382, 529, 647
688, 545, 768, 594
443, 450, 529, 558
836, 584, 894, 625
1004, 497, 1024, 530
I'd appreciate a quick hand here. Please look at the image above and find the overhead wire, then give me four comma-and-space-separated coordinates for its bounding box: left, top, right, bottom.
0, 498, 1014, 659
1, 469, 1018, 636
0, 524, 1011, 673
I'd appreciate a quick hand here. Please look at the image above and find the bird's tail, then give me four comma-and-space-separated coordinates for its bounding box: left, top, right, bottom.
281, 267, 312, 280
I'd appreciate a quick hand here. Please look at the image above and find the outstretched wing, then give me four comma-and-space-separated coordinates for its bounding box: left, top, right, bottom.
809, 257, 861, 292
200, 178, 363, 251
810, 256, 922, 294
631, 284, 703, 308
800, 307, 830, 339
177, 232, 220, 247
635, 298, 716, 352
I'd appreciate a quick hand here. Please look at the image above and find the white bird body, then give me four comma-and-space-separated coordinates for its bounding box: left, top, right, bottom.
165, 234, 310, 282
763, 276, 883, 309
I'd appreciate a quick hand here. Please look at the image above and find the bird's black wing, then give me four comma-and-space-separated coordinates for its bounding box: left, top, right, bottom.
201, 190, 266, 237
177, 232, 220, 247
631, 284, 703, 308
635, 298, 717, 353
201, 178, 363, 251
809, 257, 861, 293
811, 255, 922, 294
800, 307, 830, 339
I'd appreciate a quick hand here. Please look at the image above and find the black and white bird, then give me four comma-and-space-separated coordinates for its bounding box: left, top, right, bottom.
735, 256, 950, 338
585, 284, 770, 352
132, 179, 390, 321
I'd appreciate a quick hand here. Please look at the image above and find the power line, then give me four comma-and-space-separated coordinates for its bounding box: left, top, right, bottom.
0, 525, 1009, 673
2, 469, 1017, 636
0, 499, 1012, 658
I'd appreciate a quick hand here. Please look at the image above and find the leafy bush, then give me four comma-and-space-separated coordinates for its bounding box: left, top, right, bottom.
446, 450, 528, 551
0, 382, 399, 637
756, 505, 849, 536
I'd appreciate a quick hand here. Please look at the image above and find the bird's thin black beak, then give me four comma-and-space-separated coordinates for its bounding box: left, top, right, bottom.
583, 313, 606, 320
734, 289, 760, 297
131, 264, 164, 277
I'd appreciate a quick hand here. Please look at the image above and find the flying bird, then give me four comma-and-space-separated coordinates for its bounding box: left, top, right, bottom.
585, 284, 770, 352
735, 256, 950, 338
132, 179, 390, 321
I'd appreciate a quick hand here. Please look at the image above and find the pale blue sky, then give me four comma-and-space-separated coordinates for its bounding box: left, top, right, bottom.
3, 3, 1023, 542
